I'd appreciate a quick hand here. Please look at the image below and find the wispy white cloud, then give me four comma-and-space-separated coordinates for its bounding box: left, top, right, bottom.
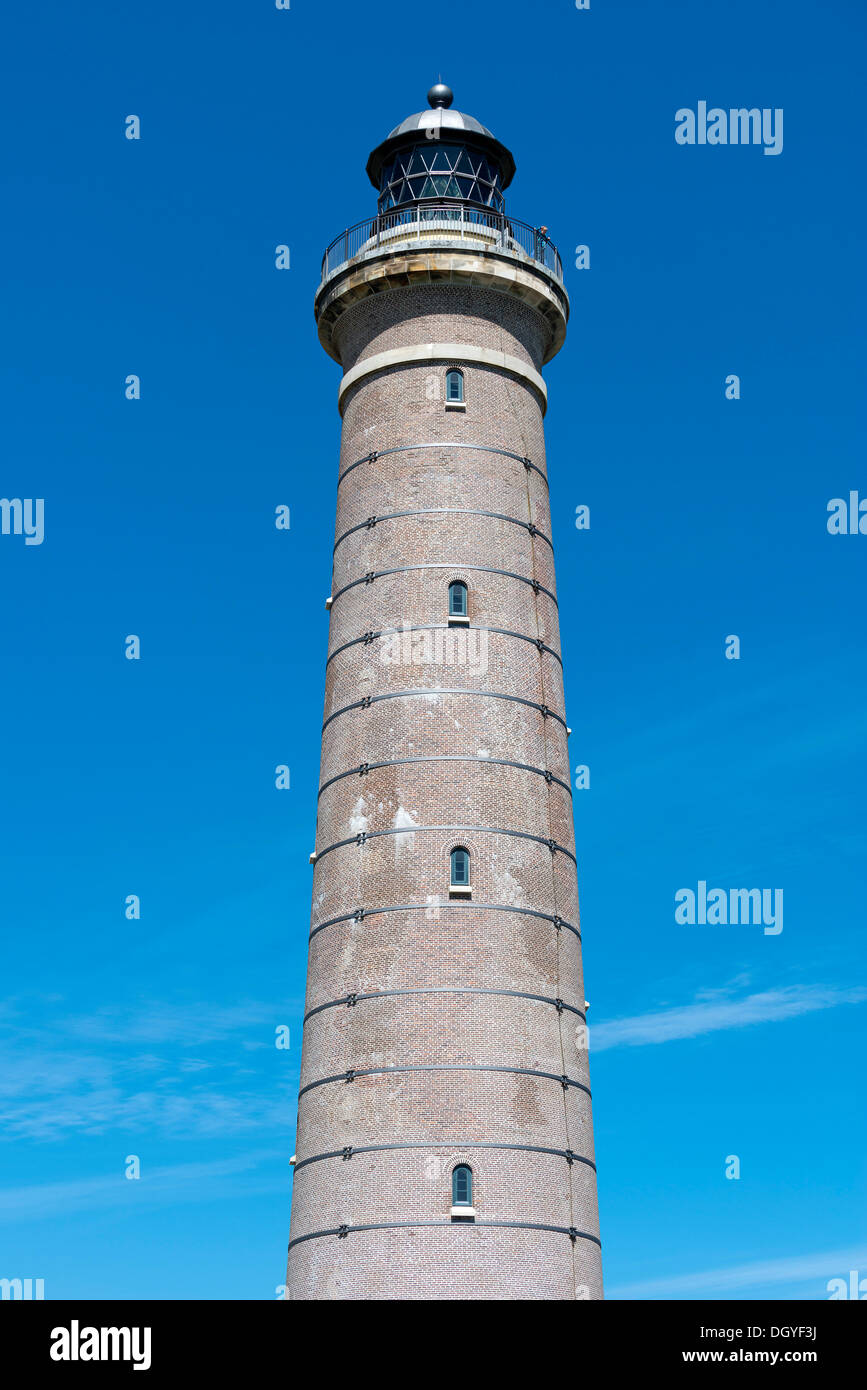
0, 1149, 287, 1222
592, 984, 867, 1052
0, 995, 301, 1141
63, 999, 300, 1047
0, 1070, 295, 1142
608, 1245, 867, 1299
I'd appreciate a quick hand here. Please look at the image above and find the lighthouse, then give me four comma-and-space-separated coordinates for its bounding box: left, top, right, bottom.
287, 84, 602, 1301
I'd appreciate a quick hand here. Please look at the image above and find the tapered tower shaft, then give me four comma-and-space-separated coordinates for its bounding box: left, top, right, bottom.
287, 87, 602, 1301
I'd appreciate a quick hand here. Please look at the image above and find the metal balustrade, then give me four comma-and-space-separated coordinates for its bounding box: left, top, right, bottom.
321, 202, 564, 283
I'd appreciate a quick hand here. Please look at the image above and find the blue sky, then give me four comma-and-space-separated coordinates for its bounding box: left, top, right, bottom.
1, 0, 864, 1300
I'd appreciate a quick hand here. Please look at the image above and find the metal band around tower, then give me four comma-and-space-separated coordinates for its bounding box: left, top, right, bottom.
293, 1140, 597, 1175
298, 1063, 591, 1099
329, 562, 558, 608
318, 755, 572, 799
338, 343, 548, 414
289, 1221, 601, 1251
337, 442, 548, 489
326, 623, 563, 669
308, 901, 580, 942
312, 824, 578, 867
303, 987, 586, 1025
287, 1223, 600, 1256
333, 508, 554, 554
322, 688, 568, 734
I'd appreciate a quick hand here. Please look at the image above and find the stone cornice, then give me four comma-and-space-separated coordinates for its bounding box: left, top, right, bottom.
315, 245, 570, 367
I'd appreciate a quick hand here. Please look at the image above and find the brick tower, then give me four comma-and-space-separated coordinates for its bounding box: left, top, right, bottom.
287, 84, 602, 1301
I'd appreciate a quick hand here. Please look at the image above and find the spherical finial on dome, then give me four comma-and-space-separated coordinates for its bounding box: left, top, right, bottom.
427, 82, 454, 109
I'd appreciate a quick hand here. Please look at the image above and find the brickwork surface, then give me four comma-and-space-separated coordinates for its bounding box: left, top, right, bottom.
287, 266, 603, 1300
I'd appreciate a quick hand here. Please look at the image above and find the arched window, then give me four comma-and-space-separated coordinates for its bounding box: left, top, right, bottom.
445, 369, 464, 404
452, 1164, 473, 1208
448, 581, 468, 619
450, 846, 470, 888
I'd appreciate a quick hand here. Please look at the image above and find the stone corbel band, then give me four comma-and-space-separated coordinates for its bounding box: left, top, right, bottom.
338, 343, 549, 415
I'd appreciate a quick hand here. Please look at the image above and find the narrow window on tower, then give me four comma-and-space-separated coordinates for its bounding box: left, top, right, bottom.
448, 580, 469, 627
451, 1164, 475, 1222
449, 846, 472, 899
445, 368, 465, 409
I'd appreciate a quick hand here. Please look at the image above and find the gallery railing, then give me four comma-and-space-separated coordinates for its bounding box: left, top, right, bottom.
321, 203, 564, 283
